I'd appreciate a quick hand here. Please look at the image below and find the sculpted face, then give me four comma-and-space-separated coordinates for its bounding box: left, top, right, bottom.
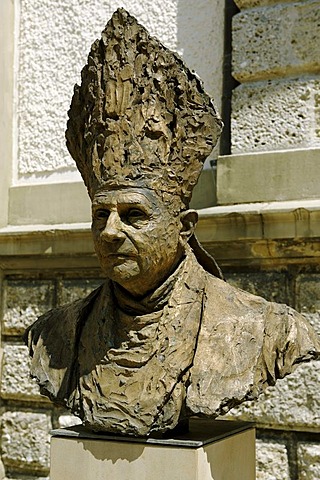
91, 187, 196, 297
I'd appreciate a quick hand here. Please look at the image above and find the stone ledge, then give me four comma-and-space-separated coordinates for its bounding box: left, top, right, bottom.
8, 182, 91, 226
1, 199, 320, 265
0, 223, 93, 257
217, 149, 320, 204
198, 198, 320, 242
7, 170, 215, 228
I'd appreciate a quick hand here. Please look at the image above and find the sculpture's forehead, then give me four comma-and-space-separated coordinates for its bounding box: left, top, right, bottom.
92, 187, 162, 210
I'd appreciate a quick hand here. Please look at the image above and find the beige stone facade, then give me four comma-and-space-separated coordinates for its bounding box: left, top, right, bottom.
0, 0, 319, 479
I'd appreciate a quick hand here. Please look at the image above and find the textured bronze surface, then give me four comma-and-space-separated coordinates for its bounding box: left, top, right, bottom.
25, 9, 320, 437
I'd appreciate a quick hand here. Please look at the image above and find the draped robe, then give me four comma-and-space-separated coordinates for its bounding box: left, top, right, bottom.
24, 251, 320, 436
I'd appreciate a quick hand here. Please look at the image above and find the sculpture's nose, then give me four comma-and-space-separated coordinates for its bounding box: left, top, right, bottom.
100, 212, 125, 242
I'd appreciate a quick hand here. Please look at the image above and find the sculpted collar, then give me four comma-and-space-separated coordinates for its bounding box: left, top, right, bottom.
112, 254, 188, 315
73, 249, 206, 435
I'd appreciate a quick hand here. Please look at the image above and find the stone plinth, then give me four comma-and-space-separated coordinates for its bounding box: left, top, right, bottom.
50, 420, 255, 480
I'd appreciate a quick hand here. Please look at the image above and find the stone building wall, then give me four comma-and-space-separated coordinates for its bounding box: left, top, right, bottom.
15, 0, 224, 185
0, 272, 103, 479
215, 0, 320, 477
225, 267, 320, 480
0, 0, 320, 479
0, 262, 319, 479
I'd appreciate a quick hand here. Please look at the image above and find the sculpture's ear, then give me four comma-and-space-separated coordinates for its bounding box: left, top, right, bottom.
179, 210, 198, 245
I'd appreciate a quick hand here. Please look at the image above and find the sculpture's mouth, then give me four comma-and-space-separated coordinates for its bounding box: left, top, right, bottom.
107, 253, 136, 260
107, 253, 136, 258
105, 253, 138, 265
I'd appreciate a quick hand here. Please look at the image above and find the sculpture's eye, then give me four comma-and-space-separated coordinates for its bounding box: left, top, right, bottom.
94, 209, 110, 220
124, 208, 149, 227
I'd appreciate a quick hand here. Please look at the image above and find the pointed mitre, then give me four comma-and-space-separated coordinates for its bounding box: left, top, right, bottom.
66, 8, 223, 206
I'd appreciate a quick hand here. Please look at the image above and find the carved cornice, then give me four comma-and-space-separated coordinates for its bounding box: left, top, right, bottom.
1, 199, 319, 269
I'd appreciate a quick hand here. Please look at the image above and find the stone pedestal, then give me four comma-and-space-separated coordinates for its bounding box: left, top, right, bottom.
50, 419, 255, 480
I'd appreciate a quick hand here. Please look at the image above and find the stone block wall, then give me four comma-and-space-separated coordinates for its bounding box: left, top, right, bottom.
231, 0, 320, 154
225, 267, 320, 480
0, 263, 319, 478
15, 0, 224, 185
0, 274, 103, 479
217, 11, 320, 475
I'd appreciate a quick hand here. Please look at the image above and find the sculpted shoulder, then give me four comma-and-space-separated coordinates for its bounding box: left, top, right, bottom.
187, 273, 320, 417
23, 285, 104, 403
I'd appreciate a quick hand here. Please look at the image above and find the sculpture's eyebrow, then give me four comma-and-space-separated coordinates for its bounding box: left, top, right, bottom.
119, 197, 152, 206
92, 196, 153, 210
91, 198, 113, 209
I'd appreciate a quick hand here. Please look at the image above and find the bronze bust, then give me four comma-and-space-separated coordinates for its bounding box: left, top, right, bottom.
24, 9, 320, 437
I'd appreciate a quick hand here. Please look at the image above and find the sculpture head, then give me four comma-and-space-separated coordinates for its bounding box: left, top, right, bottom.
66, 8, 223, 292
91, 186, 198, 296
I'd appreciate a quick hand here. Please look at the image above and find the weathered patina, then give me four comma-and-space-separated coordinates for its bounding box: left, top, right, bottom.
24, 9, 320, 437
